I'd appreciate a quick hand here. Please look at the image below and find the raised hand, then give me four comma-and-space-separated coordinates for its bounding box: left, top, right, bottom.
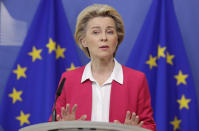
56, 104, 87, 121
114, 111, 143, 127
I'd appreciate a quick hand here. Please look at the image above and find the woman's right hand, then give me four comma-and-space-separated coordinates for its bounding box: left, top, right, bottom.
56, 104, 87, 121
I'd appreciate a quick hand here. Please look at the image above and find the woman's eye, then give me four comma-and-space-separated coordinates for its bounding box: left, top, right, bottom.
107, 30, 114, 34
92, 31, 99, 34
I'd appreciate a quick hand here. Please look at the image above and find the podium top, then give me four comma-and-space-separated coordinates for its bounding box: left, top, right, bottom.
19, 121, 150, 131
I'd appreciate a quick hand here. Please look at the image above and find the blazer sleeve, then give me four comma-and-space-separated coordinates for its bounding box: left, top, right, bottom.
137, 75, 157, 131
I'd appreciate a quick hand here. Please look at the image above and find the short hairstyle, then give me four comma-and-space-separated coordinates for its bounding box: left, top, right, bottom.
74, 4, 125, 57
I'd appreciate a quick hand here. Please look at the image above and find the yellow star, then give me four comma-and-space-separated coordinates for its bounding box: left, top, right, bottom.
146, 55, 157, 69
158, 45, 166, 59
8, 88, 22, 104
55, 45, 66, 59
170, 116, 181, 131
13, 64, 27, 80
16, 111, 30, 126
166, 52, 175, 65
174, 70, 188, 86
67, 63, 78, 71
177, 94, 191, 110
28, 46, 42, 62
46, 38, 56, 53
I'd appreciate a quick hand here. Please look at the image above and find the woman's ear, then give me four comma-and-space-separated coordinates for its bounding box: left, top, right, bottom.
80, 38, 87, 48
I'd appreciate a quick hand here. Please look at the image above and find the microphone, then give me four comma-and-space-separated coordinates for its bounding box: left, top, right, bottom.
52, 77, 66, 121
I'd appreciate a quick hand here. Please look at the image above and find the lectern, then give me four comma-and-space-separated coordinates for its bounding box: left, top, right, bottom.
19, 121, 151, 131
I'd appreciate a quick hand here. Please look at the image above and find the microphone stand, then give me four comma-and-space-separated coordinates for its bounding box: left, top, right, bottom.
52, 78, 66, 121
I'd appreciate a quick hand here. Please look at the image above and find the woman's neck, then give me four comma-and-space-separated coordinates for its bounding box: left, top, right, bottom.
90, 57, 115, 74
90, 57, 115, 86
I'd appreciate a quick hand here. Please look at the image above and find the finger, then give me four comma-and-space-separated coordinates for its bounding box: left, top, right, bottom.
56, 114, 61, 121
131, 112, 136, 122
78, 114, 87, 120
66, 104, 70, 114
138, 121, 144, 127
71, 104, 77, 115
61, 107, 66, 118
135, 115, 139, 124
125, 111, 131, 120
114, 120, 121, 124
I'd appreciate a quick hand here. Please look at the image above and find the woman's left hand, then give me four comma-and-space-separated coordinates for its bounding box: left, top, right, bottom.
114, 111, 144, 127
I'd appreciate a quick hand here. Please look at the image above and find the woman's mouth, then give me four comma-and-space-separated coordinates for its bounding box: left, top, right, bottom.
99, 45, 109, 49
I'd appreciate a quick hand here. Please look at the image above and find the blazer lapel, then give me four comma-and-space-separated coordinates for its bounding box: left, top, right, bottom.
79, 80, 92, 120
109, 80, 127, 123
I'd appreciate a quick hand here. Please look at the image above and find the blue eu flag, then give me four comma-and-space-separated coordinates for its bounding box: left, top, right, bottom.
0, 0, 81, 130
126, 0, 199, 130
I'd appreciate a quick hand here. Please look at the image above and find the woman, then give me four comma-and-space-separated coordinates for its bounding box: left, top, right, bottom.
51, 4, 156, 131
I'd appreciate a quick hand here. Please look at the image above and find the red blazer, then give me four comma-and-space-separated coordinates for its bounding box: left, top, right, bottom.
51, 65, 156, 131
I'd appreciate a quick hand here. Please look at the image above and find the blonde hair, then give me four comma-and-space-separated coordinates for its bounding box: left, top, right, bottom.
74, 4, 125, 57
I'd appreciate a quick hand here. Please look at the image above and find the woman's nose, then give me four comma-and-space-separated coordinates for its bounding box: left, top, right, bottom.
100, 32, 108, 42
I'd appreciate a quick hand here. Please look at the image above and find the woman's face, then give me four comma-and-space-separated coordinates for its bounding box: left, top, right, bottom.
81, 16, 118, 59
